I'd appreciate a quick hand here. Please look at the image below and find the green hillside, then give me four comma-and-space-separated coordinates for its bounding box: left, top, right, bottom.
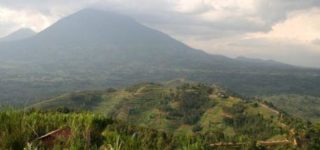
30, 82, 307, 146
3, 109, 319, 150
264, 94, 320, 122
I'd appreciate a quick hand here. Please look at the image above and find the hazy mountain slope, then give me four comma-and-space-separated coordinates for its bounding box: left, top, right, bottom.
0, 9, 211, 66
0, 9, 319, 106
0, 28, 35, 42
31, 82, 300, 142
264, 95, 320, 122
0, 9, 307, 69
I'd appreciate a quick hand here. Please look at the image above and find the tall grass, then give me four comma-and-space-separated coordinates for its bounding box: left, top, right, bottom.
0, 109, 109, 149
1, 109, 298, 149
0, 109, 206, 150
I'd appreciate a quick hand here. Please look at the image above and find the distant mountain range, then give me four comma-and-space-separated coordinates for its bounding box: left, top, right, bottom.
0, 28, 35, 42
0, 9, 289, 69
0, 9, 319, 105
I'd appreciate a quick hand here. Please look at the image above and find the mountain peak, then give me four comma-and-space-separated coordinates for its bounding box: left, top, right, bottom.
74, 8, 125, 17
0, 28, 36, 42
67, 8, 132, 22
33, 8, 157, 45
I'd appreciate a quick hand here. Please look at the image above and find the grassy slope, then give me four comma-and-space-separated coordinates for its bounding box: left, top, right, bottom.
264, 94, 320, 122
2, 110, 312, 150
0, 110, 202, 150
30, 82, 295, 141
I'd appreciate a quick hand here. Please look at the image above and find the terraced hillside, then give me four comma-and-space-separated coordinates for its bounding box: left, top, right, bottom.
30, 81, 307, 147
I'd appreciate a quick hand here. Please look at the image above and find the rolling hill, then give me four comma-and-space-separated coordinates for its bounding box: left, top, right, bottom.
0, 81, 316, 149
30, 81, 305, 145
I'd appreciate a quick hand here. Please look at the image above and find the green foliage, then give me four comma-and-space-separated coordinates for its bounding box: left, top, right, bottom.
265, 94, 320, 122
0, 107, 314, 149
223, 103, 281, 140
306, 123, 320, 149
24, 83, 308, 148
173, 84, 210, 125
0, 110, 106, 149
0, 110, 209, 150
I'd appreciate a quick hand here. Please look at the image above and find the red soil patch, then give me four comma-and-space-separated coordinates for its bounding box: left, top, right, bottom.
35, 127, 72, 148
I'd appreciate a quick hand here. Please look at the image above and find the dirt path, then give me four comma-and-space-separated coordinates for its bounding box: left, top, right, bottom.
210, 139, 292, 147
134, 87, 146, 96
259, 103, 280, 114
258, 139, 291, 145
210, 103, 298, 148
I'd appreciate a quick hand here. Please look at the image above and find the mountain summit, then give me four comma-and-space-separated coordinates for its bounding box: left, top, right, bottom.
0, 9, 208, 65
0, 9, 289, 69
34, 9, 174, 45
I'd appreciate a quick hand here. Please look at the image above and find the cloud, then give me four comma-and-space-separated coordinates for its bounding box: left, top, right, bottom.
172, 0, 263, 23
247, 8, 320, 45
172, 0, 213, 14
0, 0, 319, 38
313, 39, 320, 45
170, 0, 320, 33
187, 36, 320, 68
255, 0, 320, 25
232, 39, 320, 68
173, 5, 320, 68
146, 0, 320, 42
0, 5, 56, 36
0, 0, 172, 35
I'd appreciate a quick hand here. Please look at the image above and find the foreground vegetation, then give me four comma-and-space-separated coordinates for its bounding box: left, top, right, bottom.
1, 109, 319, 150
1, 82, 320, 149
1, 110, 206, 150
31, 82, 290, 139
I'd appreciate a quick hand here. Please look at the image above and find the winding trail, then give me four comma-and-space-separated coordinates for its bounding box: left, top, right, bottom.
259, 103, 280, 115
210, 139, 292, 147
210, 102, 298, 148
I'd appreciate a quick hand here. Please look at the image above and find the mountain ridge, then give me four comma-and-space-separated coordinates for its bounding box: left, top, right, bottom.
0, 28, 36, 42
0, 9, 294, 68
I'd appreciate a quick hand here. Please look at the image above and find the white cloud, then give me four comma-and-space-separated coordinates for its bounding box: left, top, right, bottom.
182, 35, 320, 68
172, 6, 320, 68
173, 0, 212, 14
0, 5, 57, 36
247, 8, 320, 45
173, 0, 258, 22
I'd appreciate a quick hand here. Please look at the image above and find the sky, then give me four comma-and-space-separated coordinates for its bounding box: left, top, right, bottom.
0, 0, 319, 68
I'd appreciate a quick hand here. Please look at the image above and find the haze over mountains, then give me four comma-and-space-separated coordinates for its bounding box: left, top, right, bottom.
0, 28, 36, 42
0, 9, 319, 106
0, 9, 292, 66
0, 9, 287, 68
